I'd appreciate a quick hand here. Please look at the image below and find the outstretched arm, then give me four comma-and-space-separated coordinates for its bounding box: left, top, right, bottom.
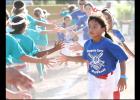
35, 41, 64, 57
36, 21, 56, 29
20, 55, 55, 67
69, 42, 83, 51
108, 31, 135, 58
40, 27, 67, 34
66, 56, 86, 63
120, 42, 135, 58
57, 54, 87, 63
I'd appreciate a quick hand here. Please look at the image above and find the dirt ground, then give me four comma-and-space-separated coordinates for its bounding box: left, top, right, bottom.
27, 41, 135, 99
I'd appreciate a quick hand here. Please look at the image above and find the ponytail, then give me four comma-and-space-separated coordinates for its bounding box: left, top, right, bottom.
105, 30, 113, 41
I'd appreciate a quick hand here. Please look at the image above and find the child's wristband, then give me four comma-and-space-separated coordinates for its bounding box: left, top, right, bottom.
120, 74, 128, 80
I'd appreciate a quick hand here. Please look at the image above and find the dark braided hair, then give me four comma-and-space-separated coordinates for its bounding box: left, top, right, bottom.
104, 30, 112, 40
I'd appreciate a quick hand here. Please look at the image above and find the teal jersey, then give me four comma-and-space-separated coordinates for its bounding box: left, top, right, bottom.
10, 15, 48, 46
37, 30, 48, 46
26, 28, 48, 46
26, 14, 38, 30
25, 28, 41, 45
6, 34, 25, 64
36, 18, 48, 46
11, 34, 40, 63
36, 18, 47, 30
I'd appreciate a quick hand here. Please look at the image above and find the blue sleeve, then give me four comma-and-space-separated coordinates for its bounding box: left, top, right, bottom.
71, 11, 77, 20
71, 11, 79, 24
82, 42, 89, 60
26, 29, 40, 43
106, 39, 128, 63
113, 29, 125, 42
76, 18, 83, 29
82, 48, 88, 60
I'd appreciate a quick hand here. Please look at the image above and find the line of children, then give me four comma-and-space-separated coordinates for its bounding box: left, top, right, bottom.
10, 0, 56, 30
9, 15, 64, 79
69, 1, 100, 49
101, 8, 135, 99
102, 9, 135, 58
6, 10, 54, 70
70, 0, 86, 25
6, 4, 66, 98
6, 10, 33, 99
69, 7, 132, 99
6, 0, 134, 99
9, 0, 65, 80
6, 8, 64, 99
57, 14, 128, 99
68, 6, 134, 99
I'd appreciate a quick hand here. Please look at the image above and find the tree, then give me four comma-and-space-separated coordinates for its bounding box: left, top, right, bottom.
115, 3, 134, 20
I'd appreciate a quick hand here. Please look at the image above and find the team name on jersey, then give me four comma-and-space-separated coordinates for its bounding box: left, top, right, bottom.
87, 49, 103, 53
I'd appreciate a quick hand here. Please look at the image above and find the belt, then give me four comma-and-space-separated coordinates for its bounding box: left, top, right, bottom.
96, 72, 113, 79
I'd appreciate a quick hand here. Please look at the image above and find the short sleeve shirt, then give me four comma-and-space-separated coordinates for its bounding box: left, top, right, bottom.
112, 29, 125, 43
6, 34, 25, 64
76, 15, 90, 40
11, 34, 39, 63
82, 37, 128, 76
70, 9, 86, 24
